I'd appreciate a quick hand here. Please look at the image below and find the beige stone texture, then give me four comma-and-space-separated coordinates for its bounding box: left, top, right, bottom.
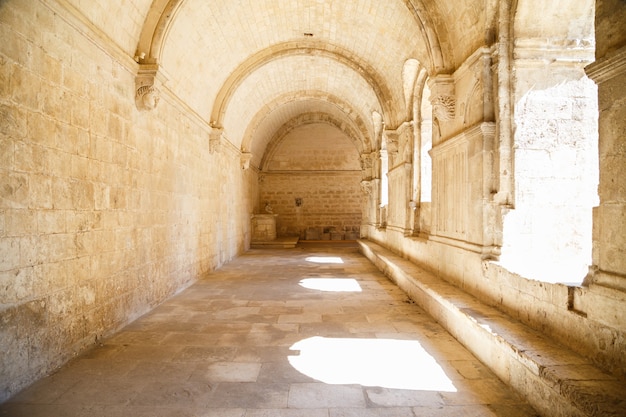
259, 123, 362, 238
1, 0, 626, 415
0, 0, 254, 400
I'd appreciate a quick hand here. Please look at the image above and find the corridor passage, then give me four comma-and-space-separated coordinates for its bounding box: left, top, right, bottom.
1, 245, 538, 417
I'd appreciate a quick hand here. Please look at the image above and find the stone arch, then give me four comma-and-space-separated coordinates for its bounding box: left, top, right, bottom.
210, 40, 399, 129
135, 0, 450, 74
400, 0, 449, 73
241, 91, 374, 170
260, 112, 365, 172
135, 0, 185, 64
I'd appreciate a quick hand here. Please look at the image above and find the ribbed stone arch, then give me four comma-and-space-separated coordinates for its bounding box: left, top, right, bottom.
223, 54, 382, 149
134, 0, 449, 72
210, 40, 399, 130
241, 91, 374, 170
134, 0, 185, 64
260, 112, 365, 171
401, 0, 447, 73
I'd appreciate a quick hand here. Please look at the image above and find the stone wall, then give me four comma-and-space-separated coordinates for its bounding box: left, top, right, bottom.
259, 123, 362, 238
260, 173, 361, 238
0, 1, 252, 400
363, 31, 626, 378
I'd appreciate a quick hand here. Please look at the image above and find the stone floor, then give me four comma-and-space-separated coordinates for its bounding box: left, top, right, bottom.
0, 244, 539, 417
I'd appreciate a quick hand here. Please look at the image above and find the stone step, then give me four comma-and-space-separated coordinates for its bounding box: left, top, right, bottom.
357, 239, 626, 417
250, 236, 300, 249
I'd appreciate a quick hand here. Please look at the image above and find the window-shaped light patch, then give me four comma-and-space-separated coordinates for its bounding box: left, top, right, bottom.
288, 336, 456, 392
299, 278, 362, 292
305, 256, 344, 264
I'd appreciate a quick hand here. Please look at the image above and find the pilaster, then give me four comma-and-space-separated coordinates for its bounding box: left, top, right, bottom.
585, 44, 626, 293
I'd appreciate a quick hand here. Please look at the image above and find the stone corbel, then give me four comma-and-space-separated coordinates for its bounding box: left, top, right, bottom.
241, 152, 253, 170
360, 180, 373, 195
209, 128, 224, 154
135, 64, 160, 111
385, 121, 413, 163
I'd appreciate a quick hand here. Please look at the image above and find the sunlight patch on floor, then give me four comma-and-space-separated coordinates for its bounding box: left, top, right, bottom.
299, 278, 362, 292
305, 256, 344, 264
288, 336, 457, 392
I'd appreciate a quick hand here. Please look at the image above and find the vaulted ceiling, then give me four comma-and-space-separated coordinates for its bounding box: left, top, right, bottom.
62, 0, 593, 166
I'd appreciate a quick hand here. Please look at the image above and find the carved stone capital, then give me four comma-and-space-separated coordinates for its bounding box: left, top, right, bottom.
360, 180, 373, 195
135, 64, 160, 111
384, 121, 413, 162
432, 94, 456, 121
428, 74, 456, 122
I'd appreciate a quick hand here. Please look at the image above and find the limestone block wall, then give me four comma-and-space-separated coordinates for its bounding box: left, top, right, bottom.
0, 1, 251, 400
259, 123, 362, 238
259, 173, 362, 238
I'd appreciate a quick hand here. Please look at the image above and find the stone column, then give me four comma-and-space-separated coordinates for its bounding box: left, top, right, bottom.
384, 122, 415, 233
359, 152, 377, 233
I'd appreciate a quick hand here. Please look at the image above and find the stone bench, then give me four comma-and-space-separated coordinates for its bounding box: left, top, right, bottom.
357, 239, 626, 417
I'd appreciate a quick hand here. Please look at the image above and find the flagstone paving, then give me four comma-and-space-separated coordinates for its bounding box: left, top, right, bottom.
0, 245, 539, 416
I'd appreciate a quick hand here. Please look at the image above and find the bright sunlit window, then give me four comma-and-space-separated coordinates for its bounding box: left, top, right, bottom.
299, 278, 362, 292
288, 336, 456, 392
305, 256, 344, 264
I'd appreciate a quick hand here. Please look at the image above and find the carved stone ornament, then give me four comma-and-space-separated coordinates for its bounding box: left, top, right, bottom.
135, 84, 160, 111
360, 180, 373, 195
432, 94, 456, 121
135, 64, 161, 111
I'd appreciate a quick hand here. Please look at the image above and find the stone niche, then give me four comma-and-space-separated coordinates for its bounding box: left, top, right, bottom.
251, 214, 278, 241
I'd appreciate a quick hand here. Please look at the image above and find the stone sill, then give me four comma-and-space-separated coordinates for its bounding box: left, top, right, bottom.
358, 239, 626, 417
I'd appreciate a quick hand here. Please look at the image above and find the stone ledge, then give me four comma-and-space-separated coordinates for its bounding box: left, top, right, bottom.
250, 236, 299, 249
357, 239, 626, 417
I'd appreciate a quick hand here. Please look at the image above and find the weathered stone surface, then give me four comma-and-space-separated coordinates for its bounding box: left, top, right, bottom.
1, 1, 625, 416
